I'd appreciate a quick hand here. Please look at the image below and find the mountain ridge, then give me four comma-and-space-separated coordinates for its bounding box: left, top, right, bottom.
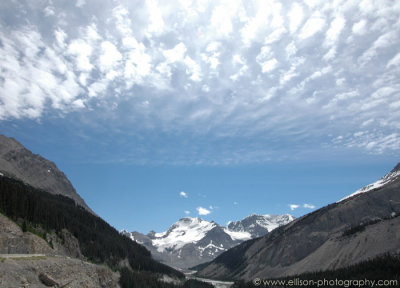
196, 162, 400, 281
122, 213, 294, 269
0, 134, 94, 214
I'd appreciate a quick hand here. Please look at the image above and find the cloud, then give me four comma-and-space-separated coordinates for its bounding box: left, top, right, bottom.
67, 39, 93, 72
288, 3, 304, 33
324, 16, 345, 47
303, 203, 316, 209
298, 12, 325, 39
179, 191, 188, 198
352, 19, 367, 35
289, 204, 300, 211
99, 41, 122, 73
184, 210, 190, 215
1, 1, 400, 164
197, 207, 211, 216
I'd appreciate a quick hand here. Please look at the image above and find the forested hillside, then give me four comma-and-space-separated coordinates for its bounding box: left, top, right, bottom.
0, 175, 182, 276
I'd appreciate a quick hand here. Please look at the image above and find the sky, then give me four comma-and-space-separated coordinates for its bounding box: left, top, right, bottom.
0, 0, 399, 233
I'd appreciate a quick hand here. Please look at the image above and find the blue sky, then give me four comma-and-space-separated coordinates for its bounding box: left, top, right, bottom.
0, 0, 399, 233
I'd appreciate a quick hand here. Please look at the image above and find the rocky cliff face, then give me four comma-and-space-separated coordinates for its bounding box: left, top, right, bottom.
0, 212, 120, 287
0, 213, 82, 258
0, 134, 93, 214
197, 163, 400, 281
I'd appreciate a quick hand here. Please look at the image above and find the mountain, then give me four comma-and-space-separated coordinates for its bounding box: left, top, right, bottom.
197, 163, 400, 281
122, 214, 294, 269
0, 135, 192, 287
0, 134, 93, 214
227, 214, 295, 238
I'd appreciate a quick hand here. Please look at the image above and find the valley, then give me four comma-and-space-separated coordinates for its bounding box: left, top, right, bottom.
1, 134, 399, 288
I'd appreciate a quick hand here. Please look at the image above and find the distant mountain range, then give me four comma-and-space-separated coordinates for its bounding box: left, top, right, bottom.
197, 163, 400, 281
122, 214, 294, 269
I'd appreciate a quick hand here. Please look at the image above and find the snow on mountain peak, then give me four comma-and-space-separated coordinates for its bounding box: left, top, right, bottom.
122, 213, 295, 268
227, 214, 295, 238
151, 217, 217, 252
339, 163, 400, 202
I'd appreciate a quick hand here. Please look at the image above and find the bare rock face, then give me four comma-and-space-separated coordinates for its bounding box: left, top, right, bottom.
0, 213, 54, 255
0, 134, 93, 214
0, 213, 120, 287
0, 256, 120, 288
0, 213, 84, 259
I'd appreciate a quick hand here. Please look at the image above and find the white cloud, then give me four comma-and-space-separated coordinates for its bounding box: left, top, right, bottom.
197, 206, 211, 215
256, 46, 278, 72
43, 6, 55, 17
289, 204, 300, 211
288, 3, 304, 33
260, 58, 278, 73
99, 41, 122, 72
264, 27, 287, 44
386, 52, 400, 68
179, 191, 188, 198
184, 56, 202, 82
67, 39, 93, 72
303, 203, 316, 209
163, 42, 187, 63
324, 16, 345, 47
54, 29, 67, 49
286, 42, 297, 58
210, 5, 234, 37
145, 0, 165, 35
299, 12, 326, 39
1, 1, 400, 163
352, 19, 367, 35
184, 210, 190, 215
76, 0, 86, 8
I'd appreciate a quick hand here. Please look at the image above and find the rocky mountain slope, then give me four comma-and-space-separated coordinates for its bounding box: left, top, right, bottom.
0, 212, 120, 287
0, 134, 93, 214
197, 163, 400, 281
122, 214, 294, 269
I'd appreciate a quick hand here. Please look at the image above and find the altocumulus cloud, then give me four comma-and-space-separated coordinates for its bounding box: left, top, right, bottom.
1, 0, 400, 164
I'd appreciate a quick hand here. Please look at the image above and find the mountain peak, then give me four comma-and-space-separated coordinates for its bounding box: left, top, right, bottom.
227, 214, 296, 238
124, 213, 294, 269
0, 134, 94, 214
339, 162, 400, 202
0, 135, 24, 151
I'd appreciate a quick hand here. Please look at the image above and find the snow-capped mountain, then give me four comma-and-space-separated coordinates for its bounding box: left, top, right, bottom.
227, 214, 296, 238
122, 214, 294, 269
339, 163, 400, 202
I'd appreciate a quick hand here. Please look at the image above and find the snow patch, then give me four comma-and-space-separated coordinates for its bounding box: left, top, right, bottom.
223, 228, 252, 241
339, 169, 400, 202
